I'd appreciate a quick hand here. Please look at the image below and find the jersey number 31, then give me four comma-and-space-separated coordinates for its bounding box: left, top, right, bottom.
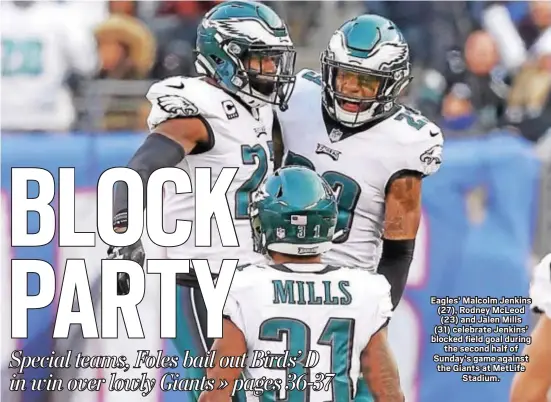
259, 316, 356, 402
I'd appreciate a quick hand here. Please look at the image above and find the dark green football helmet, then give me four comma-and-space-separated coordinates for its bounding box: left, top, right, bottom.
195, 1, 296, 111
249, 166, 338, 256
321, 14, 412, 127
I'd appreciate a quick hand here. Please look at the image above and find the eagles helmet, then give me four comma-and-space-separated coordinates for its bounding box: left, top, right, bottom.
195, 1, 296, 111
249, 166, 338, 257
321, 14, 412, 127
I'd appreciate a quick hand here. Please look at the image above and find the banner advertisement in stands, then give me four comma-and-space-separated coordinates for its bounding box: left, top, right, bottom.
0, 132, 541, 402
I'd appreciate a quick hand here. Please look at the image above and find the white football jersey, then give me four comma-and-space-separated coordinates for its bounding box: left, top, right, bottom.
224, 263, 392, 402
276, 69, 444, 270
1, 1, 97, 131
530, 253, 551, 319
146, 76, 274, 272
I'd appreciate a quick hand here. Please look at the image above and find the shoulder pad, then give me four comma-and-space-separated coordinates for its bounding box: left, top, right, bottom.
227, 264, 268, 302
387, 106, 444, 177
236, 263, 252, 271
361, 270, 391, 294
356, 272, 393, 328
531, 254, 551, 318
146, 76, 236, 130
401, 104, 424, 116
296, 68, 322, 87
344, 268, 390, 298
277, 69, 322, 120
236, 263, 268, 272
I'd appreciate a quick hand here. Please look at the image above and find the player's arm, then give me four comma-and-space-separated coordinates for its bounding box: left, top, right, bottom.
510, 314, 551, 402
112, 116, 209, 231
378, 115, 444, 309
113, 78, 212, 231
199, 319, 247, 401
361, 325, 404, 402
110, 116, 209, 293
109, 80, 211, 293
272, 112, 284, 169
377, 172, 422, 308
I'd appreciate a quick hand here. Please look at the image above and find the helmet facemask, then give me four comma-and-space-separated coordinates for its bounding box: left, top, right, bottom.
196, 34, 296, 111
228, 41, 296, 110
195, 1, 297, 111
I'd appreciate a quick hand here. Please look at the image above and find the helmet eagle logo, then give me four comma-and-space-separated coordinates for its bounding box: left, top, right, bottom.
365, 42, 408, 70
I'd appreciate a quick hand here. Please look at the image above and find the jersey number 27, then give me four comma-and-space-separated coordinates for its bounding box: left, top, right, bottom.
235, 141, 274, 219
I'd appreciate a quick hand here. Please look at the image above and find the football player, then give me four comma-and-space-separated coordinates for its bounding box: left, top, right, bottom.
107, 1, 295, 399
198, 166, 403, 402
274, 14, 444, 311
510, 253, 551, 402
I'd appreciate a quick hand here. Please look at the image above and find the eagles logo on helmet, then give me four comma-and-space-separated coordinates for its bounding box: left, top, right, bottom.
195, 1, 297, 111
320, 15, 413, 127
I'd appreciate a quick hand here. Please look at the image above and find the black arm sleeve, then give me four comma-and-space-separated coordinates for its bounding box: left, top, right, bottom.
376, 239, 415, 310
112, 133, 186, 226
272, 114, 285, 170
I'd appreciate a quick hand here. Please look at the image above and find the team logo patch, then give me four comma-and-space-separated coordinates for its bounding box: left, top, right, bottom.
222, 100, 239, 120
420, 144, 443, 175
329, 128, 343, 142
276, 227, 286, 239
157, 95, 199, 116
315, 143, 341, 161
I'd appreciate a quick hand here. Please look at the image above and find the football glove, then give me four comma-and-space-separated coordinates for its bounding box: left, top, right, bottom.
107, 240, 145, 295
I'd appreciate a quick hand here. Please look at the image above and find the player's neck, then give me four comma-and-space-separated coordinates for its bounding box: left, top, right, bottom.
203, 75, 257, 114
203, 76, 220, 88
270, 252, 321, 264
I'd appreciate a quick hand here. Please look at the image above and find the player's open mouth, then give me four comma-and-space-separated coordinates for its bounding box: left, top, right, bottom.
341, 102, 357, 112
339, 100, 367, 113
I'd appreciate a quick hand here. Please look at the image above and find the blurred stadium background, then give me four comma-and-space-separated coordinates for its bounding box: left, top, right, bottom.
1, 1, 550, 402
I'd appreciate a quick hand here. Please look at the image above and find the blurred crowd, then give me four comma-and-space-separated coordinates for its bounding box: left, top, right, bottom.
1, 0, 550, 141
386, 1, 551, 142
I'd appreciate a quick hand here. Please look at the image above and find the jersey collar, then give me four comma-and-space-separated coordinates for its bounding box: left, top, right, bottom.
269, 264, 342, 274
321, 104, 399, 143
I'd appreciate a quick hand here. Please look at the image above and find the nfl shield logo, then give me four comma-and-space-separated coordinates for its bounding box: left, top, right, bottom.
276, 227, 286, 239
329, 128, 343, 142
